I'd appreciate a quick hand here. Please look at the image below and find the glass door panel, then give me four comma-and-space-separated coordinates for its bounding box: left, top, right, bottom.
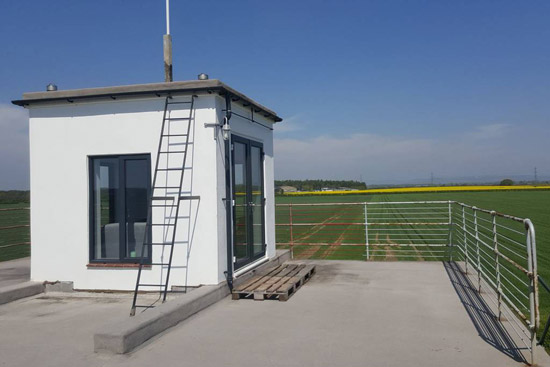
232, 136, 265, 269
124, 158, 149, 259
250, 145, 265, 258
92, 158, 121, 260
233, 141, 248, 264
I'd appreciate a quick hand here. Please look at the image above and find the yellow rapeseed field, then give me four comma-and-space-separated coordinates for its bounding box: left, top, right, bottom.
284, 185, 550, 196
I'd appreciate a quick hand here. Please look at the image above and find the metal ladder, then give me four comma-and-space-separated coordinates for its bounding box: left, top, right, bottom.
130, 95, 197, 316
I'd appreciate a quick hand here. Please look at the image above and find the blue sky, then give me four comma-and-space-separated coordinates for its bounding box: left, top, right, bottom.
1, 0, 549, 188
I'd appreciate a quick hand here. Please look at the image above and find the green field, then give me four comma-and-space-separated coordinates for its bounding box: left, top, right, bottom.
0, 203, 30, 262
276, 190, 550, 347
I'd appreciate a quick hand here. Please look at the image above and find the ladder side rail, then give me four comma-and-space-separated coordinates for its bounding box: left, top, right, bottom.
131, 97, 170, 315
162, 96, 195, 301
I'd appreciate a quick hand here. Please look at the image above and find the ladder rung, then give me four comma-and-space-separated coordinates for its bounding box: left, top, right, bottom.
167, 101, 192, 105
161, 134, 188, 137
159, 151, 186, 154
151, 196, 175, 200
151, 223, 176, 226
138, 284, 167, 287
134, 305, 156, 309
154, 186, 181, 189
151, 263, 171, 266
151, 204, 177, 208
179, 195, 201, 201
144, 242, 172, 246
157, 168, 183, 171
166, 117, 190, 121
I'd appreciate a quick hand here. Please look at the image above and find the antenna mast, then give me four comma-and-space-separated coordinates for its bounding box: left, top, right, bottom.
163, 0, 173, 82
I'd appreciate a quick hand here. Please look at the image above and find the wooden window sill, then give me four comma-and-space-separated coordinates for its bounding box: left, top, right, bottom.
87, 263, 151, 269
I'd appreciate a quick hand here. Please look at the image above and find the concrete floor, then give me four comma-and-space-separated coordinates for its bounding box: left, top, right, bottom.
0, 260, 548, 367
0, 257, 30, 287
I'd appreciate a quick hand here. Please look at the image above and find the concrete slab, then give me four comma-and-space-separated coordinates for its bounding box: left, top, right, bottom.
94, 284, 229, 354
0, 281, 44, 305
101, 261, 550, 367
0, 291, 180, 367
94, 249, 291, 354
0, 260, 548, 367
0, 257, 30, 287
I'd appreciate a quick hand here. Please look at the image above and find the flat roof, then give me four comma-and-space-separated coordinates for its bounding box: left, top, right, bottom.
11, 79, 282, 122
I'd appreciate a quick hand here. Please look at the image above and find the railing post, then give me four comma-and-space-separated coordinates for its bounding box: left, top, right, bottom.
289, 203, 294, 259
525, 220, 538, 366
492, 211, 502, 321
448, 201, 453, 261
462, 205, 468, 274
473, 208, 482, 293
364, 202, 369, 260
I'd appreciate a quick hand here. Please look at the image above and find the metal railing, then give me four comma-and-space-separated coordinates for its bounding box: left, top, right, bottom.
450, 202, 538, 364
276, 201, 452, 260
0, 207, 30, 251
275, 200, 540, 364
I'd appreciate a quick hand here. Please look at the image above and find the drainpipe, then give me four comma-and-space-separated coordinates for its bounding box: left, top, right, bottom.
223, 94, 234, 290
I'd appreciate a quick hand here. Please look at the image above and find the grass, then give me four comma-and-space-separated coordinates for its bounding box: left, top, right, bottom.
276, 190, 550, 348
0, 203, 30, 262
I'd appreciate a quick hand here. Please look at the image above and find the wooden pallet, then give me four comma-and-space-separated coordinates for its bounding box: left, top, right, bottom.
232, 263, 316, 301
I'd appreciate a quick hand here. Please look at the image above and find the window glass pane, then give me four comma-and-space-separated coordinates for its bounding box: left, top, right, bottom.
124, 159, 149, 258
233, 142, 248, 262
92, 158, 120, 260
250, 146, 264, 257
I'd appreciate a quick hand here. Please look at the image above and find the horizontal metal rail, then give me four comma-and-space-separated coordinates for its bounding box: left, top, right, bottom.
275, 200, 539, 364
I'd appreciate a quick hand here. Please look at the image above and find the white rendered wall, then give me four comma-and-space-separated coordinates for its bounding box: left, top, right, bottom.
28, 95, 222, 290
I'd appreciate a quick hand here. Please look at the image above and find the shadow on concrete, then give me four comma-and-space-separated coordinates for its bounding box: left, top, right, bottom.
443, 261, 527, 364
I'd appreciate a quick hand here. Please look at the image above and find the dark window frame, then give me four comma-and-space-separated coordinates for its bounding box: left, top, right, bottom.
88, 154, 152, 264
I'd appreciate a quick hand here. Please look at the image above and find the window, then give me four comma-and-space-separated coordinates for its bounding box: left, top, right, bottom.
89, 154, 151, 263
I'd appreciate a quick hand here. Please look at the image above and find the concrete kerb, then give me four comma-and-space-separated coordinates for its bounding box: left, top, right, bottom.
94, 249, 291, 354
0, 281, 45, 305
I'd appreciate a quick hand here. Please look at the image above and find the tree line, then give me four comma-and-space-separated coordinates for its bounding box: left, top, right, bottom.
0, 190, 30, 204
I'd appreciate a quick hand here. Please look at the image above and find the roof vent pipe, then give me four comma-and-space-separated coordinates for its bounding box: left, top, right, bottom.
198, 73, 209, 80
46, 83, 57, 91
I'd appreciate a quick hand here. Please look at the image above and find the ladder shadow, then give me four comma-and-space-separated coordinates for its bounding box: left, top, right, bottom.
443, 261, 527, 363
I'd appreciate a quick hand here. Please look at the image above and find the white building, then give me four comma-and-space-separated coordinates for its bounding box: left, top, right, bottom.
12, 78, 282, 291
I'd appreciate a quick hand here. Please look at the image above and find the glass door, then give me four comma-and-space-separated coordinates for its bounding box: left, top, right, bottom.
232, 136, 265, 269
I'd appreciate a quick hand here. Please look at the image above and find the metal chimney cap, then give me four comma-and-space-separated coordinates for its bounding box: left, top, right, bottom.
198, 73, 209, 80
46, 83, 58, 91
